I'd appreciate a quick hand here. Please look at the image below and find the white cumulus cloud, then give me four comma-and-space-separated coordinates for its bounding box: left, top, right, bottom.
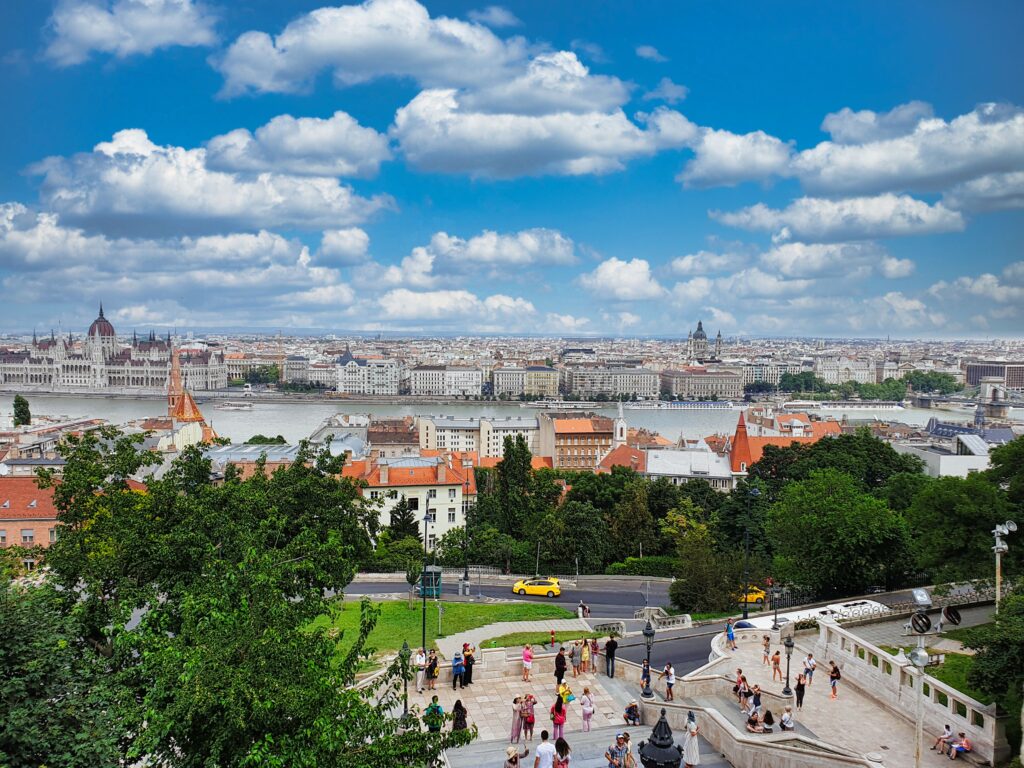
635, 45, 667, 62
943, 171, 1024, 212
643, 77, 688, 105
820, 101, 934, 144
45, 0, 217, 66
467, 5, 521, 27
580, 257, 664, 300
206, 111, 391, 178
319, 227, 370, 264
423, 228, 577, 268
679, 128, 794, 187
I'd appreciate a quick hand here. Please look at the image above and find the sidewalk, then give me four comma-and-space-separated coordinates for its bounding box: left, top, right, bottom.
435, 618, 592, 659
717, 633, 922, 768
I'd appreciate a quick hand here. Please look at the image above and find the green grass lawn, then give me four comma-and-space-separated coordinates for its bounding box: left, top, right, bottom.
877, 645, 992, 704
314, 599, 574, 655
481, 630, 605, 649
940, 623, 991, 644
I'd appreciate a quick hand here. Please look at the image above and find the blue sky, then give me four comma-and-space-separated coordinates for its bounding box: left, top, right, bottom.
1, 0, 1022, 338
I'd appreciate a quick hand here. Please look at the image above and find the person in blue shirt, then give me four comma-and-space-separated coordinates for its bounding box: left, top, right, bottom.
452, 652, 466, 689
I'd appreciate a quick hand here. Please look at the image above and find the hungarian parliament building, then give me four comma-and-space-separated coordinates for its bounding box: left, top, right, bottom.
0, 306, 227, 392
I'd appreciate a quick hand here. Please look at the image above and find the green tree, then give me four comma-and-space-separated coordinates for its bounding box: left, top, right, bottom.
904, 370, 960, 395
12, 394, 30, 426
712, 479, 771, 557
244, 433, 287, 444
905, 475, 1017, 582
387, 495, 422, 541
988, 436, 1024, 515
744, 381, 777, 395
876, 471, 933, 513
542, 500, 607, 573
607, 480, 656, 560
494, 435, 533, 536
779, 372, 829, 393
37, 430, 470, 766
0, 582, 121, 768
668, 521, 747, 614
766, 469, 911, 596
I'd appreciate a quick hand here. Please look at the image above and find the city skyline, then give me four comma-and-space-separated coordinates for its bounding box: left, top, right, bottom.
1, 1, 1023, 338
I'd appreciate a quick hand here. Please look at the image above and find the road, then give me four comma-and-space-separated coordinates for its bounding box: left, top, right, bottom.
347, 578, 672, 619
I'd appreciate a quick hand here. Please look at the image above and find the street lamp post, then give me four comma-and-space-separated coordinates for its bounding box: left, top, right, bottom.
641, 620, 656, 700
462, 480, 470, 585
782, 635, 794, 696
637, 708, 683, 768
741, 487, 760, 621
421, 513, 429, 652
399, 640, 411, 718
909, 644, 929, 768
771, 585, 780, 631
992, 520, 1017, 612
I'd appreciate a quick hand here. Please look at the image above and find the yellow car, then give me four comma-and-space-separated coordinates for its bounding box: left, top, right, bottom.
736, 587, 766, 605
512, 577, 561, 598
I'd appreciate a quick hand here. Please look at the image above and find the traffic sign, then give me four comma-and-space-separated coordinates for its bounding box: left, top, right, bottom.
911, 613, 932, 634
942, 607, 961, 626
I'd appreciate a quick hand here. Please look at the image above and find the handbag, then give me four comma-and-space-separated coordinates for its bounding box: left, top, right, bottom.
566, 694, 576, 703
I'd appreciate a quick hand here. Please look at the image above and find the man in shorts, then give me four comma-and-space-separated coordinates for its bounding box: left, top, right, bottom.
803, 653, 816, 685
659, 662, 676, 701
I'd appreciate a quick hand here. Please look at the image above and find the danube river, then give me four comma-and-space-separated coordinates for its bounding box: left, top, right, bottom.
0, 394, 984, 444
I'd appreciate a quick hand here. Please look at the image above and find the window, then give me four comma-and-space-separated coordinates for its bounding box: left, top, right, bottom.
49, 528, 57, 543
21, 529, 34, 544
428, 489, 437, 499
448, 511, 456, 523
448, 488, 457, 499
0, 529, 5, 544
369, 490, 380, 500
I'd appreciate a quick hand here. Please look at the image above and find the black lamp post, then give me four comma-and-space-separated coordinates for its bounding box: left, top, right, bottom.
641, 620, 656, 700
741, 486, 760, 620
638, 708, 683, 768
782, 635, 794, 697
462, 479, 470, 584
771, 585, 780, 631
421, 513, 429, 652
399, 640, 411, 718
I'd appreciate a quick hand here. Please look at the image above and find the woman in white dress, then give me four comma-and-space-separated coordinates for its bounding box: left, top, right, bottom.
683, 712, 701, 767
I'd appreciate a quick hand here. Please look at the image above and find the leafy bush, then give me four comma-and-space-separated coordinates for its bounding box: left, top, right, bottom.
605, 556, 678, 577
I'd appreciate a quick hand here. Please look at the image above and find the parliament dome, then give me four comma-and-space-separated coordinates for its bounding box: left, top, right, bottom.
88, 304, 116, 338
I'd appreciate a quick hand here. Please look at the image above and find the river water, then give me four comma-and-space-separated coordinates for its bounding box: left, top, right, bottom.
0, 394, 986, 444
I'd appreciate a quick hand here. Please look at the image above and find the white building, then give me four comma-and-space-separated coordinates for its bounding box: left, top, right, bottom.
565, 367, 659, 399
891, 434, 991, 478
418, 415, 539, 457
814, 357, 877, 385
645, 443, 736, 491
335, 347, 401, 395
410, 365, 483, 397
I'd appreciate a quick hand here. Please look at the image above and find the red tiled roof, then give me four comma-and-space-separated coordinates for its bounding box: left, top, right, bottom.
0, 477, 57, 520
554, 418, 613, 434
597, 445, 647, 474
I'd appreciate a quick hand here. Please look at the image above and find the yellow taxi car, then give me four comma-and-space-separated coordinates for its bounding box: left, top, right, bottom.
512, 577, 561, 598
736, 586, 766, 605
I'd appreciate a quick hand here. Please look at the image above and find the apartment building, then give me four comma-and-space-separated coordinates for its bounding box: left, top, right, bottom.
410, 365, 484, 397
492, 366, 560, 398
537, 411, 626, 471
814, 356, 876, 385
660, 368, 742, 400
418, 415, 539, 457
564, 367, 659, 399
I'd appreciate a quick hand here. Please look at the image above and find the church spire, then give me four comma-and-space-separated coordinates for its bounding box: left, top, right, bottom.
98, 302, 105, 319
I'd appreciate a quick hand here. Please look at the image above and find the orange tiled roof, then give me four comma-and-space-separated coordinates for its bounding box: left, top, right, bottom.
554, 418, 612, 434
776, 413, 811, 425
0, 477, 57, 520
342, 455, 478, 494
597, 445, 647, 474
811, 420, 842, 438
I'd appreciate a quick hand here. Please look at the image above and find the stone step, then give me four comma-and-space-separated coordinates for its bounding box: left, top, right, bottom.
446, 723, 729, 768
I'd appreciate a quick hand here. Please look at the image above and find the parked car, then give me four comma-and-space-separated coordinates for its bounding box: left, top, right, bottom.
512, 577, 561, 598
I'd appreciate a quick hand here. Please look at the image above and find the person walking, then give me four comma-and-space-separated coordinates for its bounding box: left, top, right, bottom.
523, 644, 534, 682
605, 635, 618, 677
829, 661, 841, 699
413, 647, 426, 693
425, 695, 444, 733
463, 643, 476, 686
581, 638, 591, 674
550, 695, 568, 741
658, 662, 676, 701
725, 619, 737, 651
522, 695, 537, 743
554, 647, 567, 691
569, 641, 581, 678
452, 651, 466, 690
802, 653, 816, 685
511, 696, 524, 744
605, 733, 629, 768
762, 635, 771, 665
771, 650, 782, 682
534, 730, 556, 768
580, 686, 595, 732
640, 659, 651, 692
505, 745, 530, 768
553, 737, 571, 768
452, 699, 469, 732
682, 711, 701, 768
426, 649, 438, 691
794, 673, 806, 710
733, 668, 744, 703
737, 675, 751, 710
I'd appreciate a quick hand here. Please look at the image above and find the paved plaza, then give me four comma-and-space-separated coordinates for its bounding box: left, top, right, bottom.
433, 618, 593, 659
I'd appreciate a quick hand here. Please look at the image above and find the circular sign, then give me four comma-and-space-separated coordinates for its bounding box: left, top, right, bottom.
942, 607, 962, 626
908, 647, 930, 669
911, 613, 932, 634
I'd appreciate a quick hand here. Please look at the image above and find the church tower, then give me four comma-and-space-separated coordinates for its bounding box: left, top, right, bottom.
715, 330, 722, 359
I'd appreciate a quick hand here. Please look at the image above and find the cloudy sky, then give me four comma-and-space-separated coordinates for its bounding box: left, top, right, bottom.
1, 0, 1022, 337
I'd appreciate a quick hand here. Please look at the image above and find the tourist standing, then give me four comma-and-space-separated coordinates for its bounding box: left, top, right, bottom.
550, 696, 568, 740
659, 662, 676, 701
463, 643, 476, 686
522, 695, 537, 742
505, 745, 530, 768
682, 711, 701, 768
570, 641, 581, 678
622, 732, 637, 768
452, 651, 466, 690
605, 635, 618, 677
534, 730, 556, 768
413, 647, 426, 693
554, 647, 567, 691
737, 675, 751, 710
605, 733, 628, 768
733, 668, 744, 703
511, 696, 524, 744
580, 686, 595, 732
581, 638, 591, 674
425, 695, 444, 733
553, 737, 572, 768
829, 661, 841, 699
725, 619, 737, 651
640, 659, 651, 692
794, 674, 806, 710
426, 649, 438, 691
523, 644, 534, 682
452, 699, 468, 732
590, 638, 600, 673
802, 653, 816, 685
771, 650, 782, 682
762, 635, 771, 665
748, 685, 762, 717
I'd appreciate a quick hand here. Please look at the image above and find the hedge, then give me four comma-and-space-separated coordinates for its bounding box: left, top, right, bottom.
604, 556, 678, 577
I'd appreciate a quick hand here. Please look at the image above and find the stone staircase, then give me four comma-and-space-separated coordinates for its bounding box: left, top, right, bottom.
446, 723, 729, 768
688, 692, 817, 740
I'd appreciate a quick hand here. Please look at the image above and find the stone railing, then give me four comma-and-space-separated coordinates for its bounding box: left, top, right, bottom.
813, 619, 1009, 766
632, 606, 693, 630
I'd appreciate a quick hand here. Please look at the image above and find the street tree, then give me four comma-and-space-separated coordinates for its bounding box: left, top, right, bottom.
766, 469, 911, 596
12, 394, 30, 426
387, 495, 422, 541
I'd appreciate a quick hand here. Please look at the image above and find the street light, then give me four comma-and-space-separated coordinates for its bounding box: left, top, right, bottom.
771, 583, 780, 631
993, 521, 1016, 612
641, 620, 656, 700
741, 486, 761, 620
782, 635, 794, 697
421, 513, 430, 652
399, 640, 411, 719
462, 479, 470, 584
909, 645, 929, 768
637, 708, 683, 768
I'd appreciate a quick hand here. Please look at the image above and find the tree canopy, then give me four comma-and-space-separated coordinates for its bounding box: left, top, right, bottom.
13, 394, 30, 426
